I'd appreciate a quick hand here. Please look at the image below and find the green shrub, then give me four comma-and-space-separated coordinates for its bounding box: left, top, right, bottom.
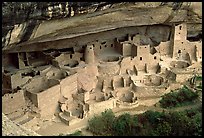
68, 131, 82, 136
159, 85, 198, 108
88, 109, 115, 135
112, 113, 132, 136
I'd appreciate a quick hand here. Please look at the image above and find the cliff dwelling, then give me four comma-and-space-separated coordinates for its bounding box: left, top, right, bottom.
2, 2, 202, 136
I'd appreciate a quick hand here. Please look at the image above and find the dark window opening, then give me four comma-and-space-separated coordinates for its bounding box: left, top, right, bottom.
59, 48, 74, 53
100, 46, 102, 49
181, 42, 183, 44
178, 50, 181, 53
80, 57, 83, 61
93, 44, 95, 47
24, 60, 29, 66
36, 71, 40, 75
154, 56, 156, 60
179, 33, 181, 34
70, 54, 72, 59
90, 47, 92, 49
111, 44, 113, 47
187, 34, 202, 42
101, 42, 106, 44
140, 57, 142, 60
22, 71, 35, 77
145, 47, 146, 48
11, 96, 13, 99
105, 45, 107, 48
179, 26, 182, 30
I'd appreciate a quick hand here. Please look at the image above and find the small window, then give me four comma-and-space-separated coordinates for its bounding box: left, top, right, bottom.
105, 45, 107, 48
80, 57, 83, 60
154, 56, 156, 60
100, 46, 102, 49
93, 44, 95, 47
179, 33, 180, 34
90, 47, 92, 49
111, 44, 113, 47
145, 47, 146, 48
178, 50, 181, 53
179, 26, 182, 30
140, 57, 142, 60
181, 42, 183, 44
70, 54, 72, 59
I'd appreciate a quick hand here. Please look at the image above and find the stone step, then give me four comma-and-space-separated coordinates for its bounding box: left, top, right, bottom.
7, 111, 25, 121
18, 117, 34, 125
13, 113, 29, 124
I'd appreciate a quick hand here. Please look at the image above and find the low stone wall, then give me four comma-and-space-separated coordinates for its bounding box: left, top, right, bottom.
2, 90, 26, 115
87, 98, 117, 117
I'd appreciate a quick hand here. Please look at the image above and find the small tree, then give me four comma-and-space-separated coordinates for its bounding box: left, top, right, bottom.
112, 113, 132, 136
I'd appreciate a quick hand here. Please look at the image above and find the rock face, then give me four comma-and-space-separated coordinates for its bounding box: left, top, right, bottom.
2, 113, 40, 136
2, 2, 202, 48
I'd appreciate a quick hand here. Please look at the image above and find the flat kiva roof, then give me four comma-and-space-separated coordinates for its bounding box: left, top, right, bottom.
3, 5, 187, 53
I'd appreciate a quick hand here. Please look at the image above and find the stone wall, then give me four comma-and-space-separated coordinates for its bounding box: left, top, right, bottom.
37, 84, 61, 118
60, 73, 78, 101
2, 90, 26, 114
120, 57, 133, 75
88, 98, 116, 116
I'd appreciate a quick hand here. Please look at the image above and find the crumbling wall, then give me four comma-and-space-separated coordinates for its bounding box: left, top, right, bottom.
120, 57, 133, 75
92, 40, 115, 56
88, 98, 116, 116
98, 62, 120, 75
143, 75, 163, 86
2, 90, 26, 114
173, 40, 196, 61
175, 73, 194, 83
36, 84, 61, 118
11, 73, 31, 89
54, 52, 82, 67
60, 73, 78, 101
157, 41, 170, 56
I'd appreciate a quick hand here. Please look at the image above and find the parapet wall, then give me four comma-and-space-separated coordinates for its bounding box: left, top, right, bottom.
60, 73, 78, 100
37, 84, 61, 118
2, 90, 26, 114
88, 98, 117, 116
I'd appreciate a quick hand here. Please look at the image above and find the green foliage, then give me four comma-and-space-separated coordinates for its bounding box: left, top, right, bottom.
195, 75, 202, 81
144, 110, 164, 125
88, 108, 202, 136
68, 131, 82, 136
112, 113, 132, 136
155, 121, 172, 136
159, 85, 199, 108
88, 109, 115, 135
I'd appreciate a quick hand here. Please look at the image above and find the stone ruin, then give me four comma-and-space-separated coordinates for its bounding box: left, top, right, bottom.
2, 22, 202, 129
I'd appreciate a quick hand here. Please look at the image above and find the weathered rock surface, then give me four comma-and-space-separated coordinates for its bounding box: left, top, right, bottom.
2, 2, 202, 50
2, 113, 40, 136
